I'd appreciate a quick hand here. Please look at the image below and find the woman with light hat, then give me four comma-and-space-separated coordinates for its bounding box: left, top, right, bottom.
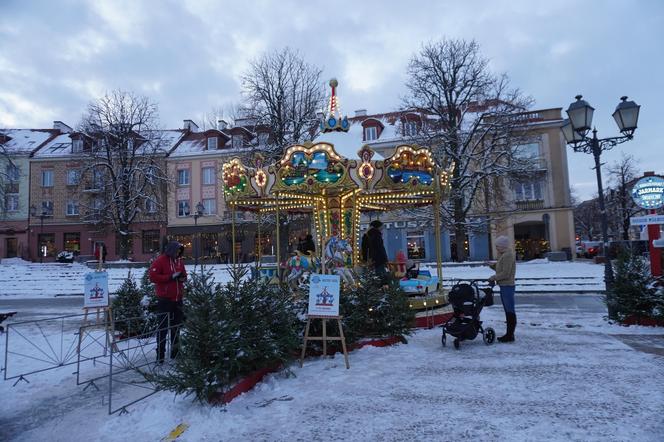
488, 235, 517, 342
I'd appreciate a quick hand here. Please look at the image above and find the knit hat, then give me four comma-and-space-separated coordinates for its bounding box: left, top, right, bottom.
370, 220, 383, 228
495, 236, 510, 249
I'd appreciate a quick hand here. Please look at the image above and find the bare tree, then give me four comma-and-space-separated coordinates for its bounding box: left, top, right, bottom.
0, 133, 17, 219
240, 47, 326, 161
574, 197, 601, 241
403, 38, 535, 261
79, 90, 169, 259
606, 153, 640, 240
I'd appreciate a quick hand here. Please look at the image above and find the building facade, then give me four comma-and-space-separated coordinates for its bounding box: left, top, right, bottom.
332, 107, 576, 261
0, 127, 59, 259
27, 124, 181, 262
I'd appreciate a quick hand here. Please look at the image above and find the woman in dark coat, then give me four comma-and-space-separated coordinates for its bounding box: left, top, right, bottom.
365, 220, 388, 276
298, 234, 316, 255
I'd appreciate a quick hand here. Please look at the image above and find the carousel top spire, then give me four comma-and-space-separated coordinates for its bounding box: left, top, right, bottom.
320, 78, 350, 133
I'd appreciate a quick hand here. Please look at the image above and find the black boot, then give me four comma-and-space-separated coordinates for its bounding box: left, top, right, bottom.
498, 312, 516, 343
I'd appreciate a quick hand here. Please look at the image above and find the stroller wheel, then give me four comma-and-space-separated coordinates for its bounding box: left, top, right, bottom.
441, 331, 446, 347
453, 338, 460, 350
483, 327, 496, 345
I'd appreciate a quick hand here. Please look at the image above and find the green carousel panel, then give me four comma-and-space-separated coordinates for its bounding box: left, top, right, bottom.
274, 143, 353, 193
377, 145, 438, 191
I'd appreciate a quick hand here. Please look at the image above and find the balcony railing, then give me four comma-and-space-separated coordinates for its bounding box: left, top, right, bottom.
516, 199, 545, 211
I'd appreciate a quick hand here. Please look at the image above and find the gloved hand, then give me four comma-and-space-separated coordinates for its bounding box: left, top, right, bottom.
171, 272, 181, 280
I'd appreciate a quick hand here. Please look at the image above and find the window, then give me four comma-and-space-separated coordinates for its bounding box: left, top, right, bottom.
177, 200, 190, 217
64, 232, 80, 253
41, 170, 54, 187
364, 126, 377, 141
178, 169, 190, 186
514, 142, 540, 159
404, 121, 417, 136
202, 198, 216, 215
406, 231, 426, 260
145, 197, 157, 213
93, 198, 104, 210
41, 200, 53, 215
72, 139, 83, 153
232, 135, 243, 149
38, 233, 56, 258
66, 169, 80, 186
66, 200, 79, 216
142, 230, 161, 254
207, 137, 218, 150
6, 164, 19, 182
258, 133, 269, 146
92, 169, 104, 188
127, 138, 134, 150
514, 180, 543, 201
116, 234, 134, 256
202, 167, 216, 185
5, 194, 18, 212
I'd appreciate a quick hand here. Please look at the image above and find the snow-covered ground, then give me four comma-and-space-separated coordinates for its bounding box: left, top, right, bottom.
0, 259, 605, 298
2, 301, 663, 441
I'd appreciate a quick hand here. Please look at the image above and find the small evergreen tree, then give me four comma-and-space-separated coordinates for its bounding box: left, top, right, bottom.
155, 265, 301, 403
111, 272, 145, 337
609, 250, 664, 322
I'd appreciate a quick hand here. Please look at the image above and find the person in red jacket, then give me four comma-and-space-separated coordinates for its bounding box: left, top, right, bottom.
149, 240, 187, 362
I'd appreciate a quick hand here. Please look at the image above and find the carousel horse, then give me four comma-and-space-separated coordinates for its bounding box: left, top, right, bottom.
286, 251, 320, 288
324, 236, 356, 286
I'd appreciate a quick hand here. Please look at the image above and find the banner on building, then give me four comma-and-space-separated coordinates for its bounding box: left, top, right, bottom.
83, 271, 110, 308
308, 274, 340, 316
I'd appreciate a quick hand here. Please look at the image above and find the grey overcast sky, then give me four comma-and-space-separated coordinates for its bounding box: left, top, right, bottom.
1, 0, 662, 199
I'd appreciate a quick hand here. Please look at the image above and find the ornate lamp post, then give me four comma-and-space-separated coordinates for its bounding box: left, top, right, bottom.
561, 95, 640, 318
192, 201, 205, 267
30, 204, 51, 263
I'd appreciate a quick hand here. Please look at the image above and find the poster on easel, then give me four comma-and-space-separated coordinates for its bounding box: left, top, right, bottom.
308, 274, 340, 316
83, 271, 109, 308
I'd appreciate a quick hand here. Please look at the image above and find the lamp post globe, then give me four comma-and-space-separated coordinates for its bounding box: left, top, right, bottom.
566, 95, 594, 135
612, 96, 640, 136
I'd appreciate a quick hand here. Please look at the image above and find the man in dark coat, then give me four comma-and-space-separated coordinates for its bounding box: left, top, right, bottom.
149, 240, 187, 362
365, 220, 388, 276
298, 234, 316, 255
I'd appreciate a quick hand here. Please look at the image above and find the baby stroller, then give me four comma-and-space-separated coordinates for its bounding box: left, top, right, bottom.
442, 280, 495, 349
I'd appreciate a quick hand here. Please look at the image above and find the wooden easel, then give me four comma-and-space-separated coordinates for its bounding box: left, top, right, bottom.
82, 248, 111, 325
300, 314, 350, 369
79, 246, 115, 356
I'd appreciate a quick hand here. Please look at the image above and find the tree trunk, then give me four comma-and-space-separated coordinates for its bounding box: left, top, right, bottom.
118, 225, 130, 260
453, 197, 467, 262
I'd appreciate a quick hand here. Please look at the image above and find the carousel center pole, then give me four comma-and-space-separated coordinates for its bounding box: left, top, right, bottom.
275, 194, 281, 279
257, 210, 262, 266
231, 203, 236, 265
434, 183, 443, 281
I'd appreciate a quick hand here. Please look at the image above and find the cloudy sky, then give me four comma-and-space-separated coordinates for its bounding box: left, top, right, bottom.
1, 0, 662, 199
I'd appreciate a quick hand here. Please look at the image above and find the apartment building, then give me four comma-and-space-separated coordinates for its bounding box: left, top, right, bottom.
166, 119, 267, 262
28, 126, 183, 262
324, 107, 575, 261
0, 127, 60, 259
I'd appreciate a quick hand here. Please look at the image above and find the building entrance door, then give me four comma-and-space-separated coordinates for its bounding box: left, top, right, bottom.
6, 238, 17, 258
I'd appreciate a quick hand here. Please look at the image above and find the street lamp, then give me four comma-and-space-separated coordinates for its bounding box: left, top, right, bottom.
561, 95, 640, 319
30, 204, 51, 263
192, 201, 205, 267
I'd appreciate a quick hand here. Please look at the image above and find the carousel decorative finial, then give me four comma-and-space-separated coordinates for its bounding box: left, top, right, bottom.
321, 78, 349, 133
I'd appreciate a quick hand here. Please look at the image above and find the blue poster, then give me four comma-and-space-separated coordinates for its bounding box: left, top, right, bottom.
308, 274, 341, 316
84, 271, 110, 308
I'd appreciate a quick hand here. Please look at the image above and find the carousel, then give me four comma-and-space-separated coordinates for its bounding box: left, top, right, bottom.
221, 79, 454, 321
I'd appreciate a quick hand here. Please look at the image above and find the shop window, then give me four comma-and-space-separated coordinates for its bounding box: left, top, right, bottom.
64, 232, 80, 253
406, 231, 426, 260
142, 230, 161, 254
200, 233, 219, 258
115, 234, 134, 255
38, 233, 56, 257
172, 234, 193, 257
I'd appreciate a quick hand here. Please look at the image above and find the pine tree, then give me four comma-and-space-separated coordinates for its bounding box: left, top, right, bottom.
609, 250, 664, 321
155, 265, 301, 403
111, 272, 145, 337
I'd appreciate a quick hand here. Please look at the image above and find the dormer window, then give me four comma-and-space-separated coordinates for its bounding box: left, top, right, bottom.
404, 121, 418, 136
232, 135, 243, 149
127, 138, 134, 150
72, 139, 83, 153
364, 126, 377, 141
207, 137, 218, 150
258, 133, 269, 146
